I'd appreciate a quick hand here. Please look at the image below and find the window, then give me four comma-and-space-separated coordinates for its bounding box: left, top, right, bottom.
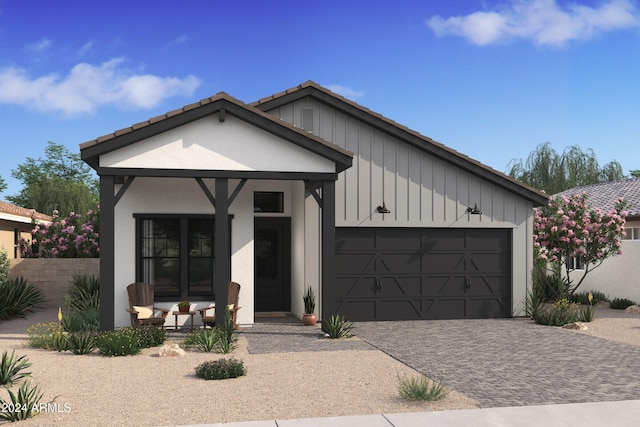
137, 215, 215, 300
254, 192, 284, 213
622, 227, 640, 240
567, 256, 584, 270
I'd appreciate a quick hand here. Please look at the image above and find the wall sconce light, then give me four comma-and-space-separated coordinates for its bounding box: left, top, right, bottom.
376, 202, 391, 214
467, 204, 482, 215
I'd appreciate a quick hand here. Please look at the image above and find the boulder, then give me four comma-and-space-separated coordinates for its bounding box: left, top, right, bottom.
595, 300, 610, 308
159, 343, 186, 357
562, 322, 588, 330
624, 305, 640, 315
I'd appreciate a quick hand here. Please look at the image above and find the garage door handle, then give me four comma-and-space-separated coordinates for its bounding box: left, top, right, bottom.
374, 280, 382, 294
464, 278, 471, 290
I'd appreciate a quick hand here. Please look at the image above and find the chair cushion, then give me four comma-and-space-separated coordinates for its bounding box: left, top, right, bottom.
227, 304, 234, 311
133, 305, 154, 319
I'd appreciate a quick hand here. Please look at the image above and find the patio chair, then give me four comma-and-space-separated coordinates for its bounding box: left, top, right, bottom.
198, 281, 241, 329
126, 282, 170, 328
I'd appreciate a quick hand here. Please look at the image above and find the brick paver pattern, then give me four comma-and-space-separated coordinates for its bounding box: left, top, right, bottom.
242, 316, 640, 407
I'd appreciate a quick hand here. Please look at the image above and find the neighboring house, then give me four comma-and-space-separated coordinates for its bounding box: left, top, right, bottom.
80, 81, 548, 329
0, 201, 51, 259
557, 178, 640, 303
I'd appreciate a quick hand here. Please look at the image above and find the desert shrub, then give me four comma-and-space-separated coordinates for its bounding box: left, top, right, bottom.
217, 307, 237, 353
183, 328, 221, 353
0, 276, 46, 320
62, 309, 100, 333
322, 314, 353, 339
64, 273, 100, 313
48, 328, 68, 352
135, 325, 166, 348
0, 381, 45, 422
610, 298, 637, 310
523, 288, 544, 320
397, 374, 449, 401
95, 328, 141, 356
0, 351, 31, 387
531, 265, 566, 301
66, 331, 96, 355
195, 358, 245, 380
533, 298, 580, 326
570, 291, 608, 306
26, 322, 60, 349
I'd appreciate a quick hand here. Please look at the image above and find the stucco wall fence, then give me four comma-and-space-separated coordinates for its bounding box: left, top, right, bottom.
9, 259, 100, 310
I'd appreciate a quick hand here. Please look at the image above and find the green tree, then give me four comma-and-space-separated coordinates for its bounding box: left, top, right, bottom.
507, 142, 624, 194
629, 169, 640, 178
0, 175, 6, 195
7, 142, 98, 216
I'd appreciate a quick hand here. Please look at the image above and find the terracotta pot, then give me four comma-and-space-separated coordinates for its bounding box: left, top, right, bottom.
302, 313, 317, 326
178, 306, 189, 313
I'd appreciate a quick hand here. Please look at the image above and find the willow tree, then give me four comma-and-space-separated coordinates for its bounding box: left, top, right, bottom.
507, 142, 624, 194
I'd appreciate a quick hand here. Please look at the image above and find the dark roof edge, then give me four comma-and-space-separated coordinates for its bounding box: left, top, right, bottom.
80, 92, 353, 173
252, 81, 549, 206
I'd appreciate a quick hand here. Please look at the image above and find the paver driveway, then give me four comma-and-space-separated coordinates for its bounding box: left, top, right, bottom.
353, 318, 640, 407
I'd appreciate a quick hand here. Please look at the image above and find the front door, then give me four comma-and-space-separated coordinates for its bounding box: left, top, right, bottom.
254, 218, 291, 312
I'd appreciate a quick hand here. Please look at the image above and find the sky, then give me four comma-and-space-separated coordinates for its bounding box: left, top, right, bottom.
1, 0, 639, 201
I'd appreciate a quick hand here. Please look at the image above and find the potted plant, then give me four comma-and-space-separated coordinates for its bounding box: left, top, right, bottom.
302, 286, 317, 326
178, 301, 190, 313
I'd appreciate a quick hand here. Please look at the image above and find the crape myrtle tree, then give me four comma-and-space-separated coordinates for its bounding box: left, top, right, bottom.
533, 193, 628, 296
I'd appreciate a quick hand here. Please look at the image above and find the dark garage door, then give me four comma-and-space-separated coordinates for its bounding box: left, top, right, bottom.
331, 228, 512, 321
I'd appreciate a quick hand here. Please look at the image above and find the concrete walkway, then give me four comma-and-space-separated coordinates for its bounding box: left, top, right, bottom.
186, 400, 640, 426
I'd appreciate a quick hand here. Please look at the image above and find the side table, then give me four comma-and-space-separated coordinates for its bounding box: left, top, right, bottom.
172, 310, 195, 331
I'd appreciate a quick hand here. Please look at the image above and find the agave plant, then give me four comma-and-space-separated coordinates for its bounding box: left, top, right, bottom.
0, 351, 31, 387
0, 276, 46, 320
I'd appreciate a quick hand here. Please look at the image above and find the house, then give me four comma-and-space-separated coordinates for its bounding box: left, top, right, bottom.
0, 201, 51, 259
80, 81, 548, 329
557, 178, 640, 303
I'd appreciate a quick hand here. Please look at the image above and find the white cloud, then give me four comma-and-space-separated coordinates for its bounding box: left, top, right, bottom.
77, 41, 95, 57
26, 38, 53, 52
0, 58, 201, 115
426, 0, 640, 47
326, 84, 365, 99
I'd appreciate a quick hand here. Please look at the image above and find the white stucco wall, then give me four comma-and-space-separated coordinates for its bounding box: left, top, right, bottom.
568, 225, 640, 304
113, 177, 255, 328
100, 115, 335, 173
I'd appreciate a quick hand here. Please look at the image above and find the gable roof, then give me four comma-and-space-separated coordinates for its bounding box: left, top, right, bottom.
0, 201, 52, 224
556, 178, 640, 219
80, 92, 353, 173
251, 81, 549, 206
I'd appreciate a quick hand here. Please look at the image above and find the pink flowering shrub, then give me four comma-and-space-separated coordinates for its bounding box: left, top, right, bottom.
21, 209, 99, 258
533, 193, 627, 295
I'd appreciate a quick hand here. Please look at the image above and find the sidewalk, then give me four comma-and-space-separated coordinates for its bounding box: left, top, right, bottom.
189, 400, 640, 427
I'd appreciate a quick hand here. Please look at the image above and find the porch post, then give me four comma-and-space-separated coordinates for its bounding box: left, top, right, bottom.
321, 179, 336, 320
214, 178, 230, 327
99, 175, 115, 331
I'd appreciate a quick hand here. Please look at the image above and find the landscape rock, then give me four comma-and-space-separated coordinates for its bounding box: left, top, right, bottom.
563, 322, 588, 330
624, 305, 640, 315
159, 343, 186, 357
595, 300, 611, 308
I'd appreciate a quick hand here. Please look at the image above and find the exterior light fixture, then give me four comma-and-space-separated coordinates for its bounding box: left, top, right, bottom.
467, 204, 482, 215
376, 202, 391, 214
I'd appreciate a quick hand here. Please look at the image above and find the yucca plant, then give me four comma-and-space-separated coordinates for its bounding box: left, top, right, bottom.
0, 381, 45, 421
0, 276, 46, 320
397, 374, 449, 401
217, 307, 237, 353
0, 351, 31, 387
322, 314, 353, 339
183, 328, 221, 352
64, 273, 100, 313
66, 331, 96, 355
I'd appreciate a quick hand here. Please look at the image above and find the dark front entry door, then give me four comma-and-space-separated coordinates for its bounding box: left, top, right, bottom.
254, 218, 291, 312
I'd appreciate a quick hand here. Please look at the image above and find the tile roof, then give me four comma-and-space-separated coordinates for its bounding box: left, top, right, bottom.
556, 178, 640, 218
79, 92, 353, 159
0, 201, 52, 222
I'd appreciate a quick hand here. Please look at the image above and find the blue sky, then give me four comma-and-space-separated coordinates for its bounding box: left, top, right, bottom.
1, 0, 639, 201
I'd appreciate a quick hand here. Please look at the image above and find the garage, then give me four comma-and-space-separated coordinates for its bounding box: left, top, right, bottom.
332, 228, 512, 321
